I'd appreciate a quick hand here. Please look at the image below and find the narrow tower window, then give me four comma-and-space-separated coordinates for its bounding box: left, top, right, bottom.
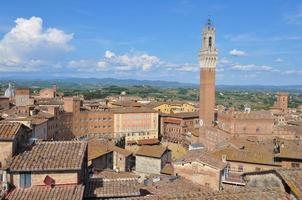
209, 37, 212, 47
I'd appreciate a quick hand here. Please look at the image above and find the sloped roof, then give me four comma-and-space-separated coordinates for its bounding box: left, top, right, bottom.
88, 139, 113, 161
5, 185, 84, 200
0, 121, 22, 140
136, 145, 168, 158
88, 139, 132, 161
85, 179, 140, 198
276, 169, 302, 199
181, 150, 227, 170
159, 187, 287, 200
10, 141, 87, 172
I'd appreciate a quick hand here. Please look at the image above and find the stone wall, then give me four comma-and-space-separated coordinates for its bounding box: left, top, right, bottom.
136, 156, 161, 174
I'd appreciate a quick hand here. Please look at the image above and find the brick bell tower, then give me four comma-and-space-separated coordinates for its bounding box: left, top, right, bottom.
199, 18, 217, 135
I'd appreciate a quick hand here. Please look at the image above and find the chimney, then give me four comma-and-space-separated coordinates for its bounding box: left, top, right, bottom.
222, 154, 227, 163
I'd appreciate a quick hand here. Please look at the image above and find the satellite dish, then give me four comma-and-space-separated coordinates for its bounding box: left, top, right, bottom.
199, 119, 204, 127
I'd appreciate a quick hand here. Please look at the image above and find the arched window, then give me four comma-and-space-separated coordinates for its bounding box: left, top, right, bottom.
209, 37, 212, 47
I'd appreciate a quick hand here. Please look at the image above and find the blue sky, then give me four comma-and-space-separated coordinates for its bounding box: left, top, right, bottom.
0, 0, 302, 85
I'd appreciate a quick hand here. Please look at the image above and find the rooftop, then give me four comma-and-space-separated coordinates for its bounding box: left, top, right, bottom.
212, 138, 279, 166
161, 111, 199, 119
180, 150, 227, 170
5, 185, 84, 200
88, 139, 132, 161
0, 121, 22, 140
10, 141, 87, 172
136, 145, 168, 158
111, 107, 157, 114
170, 187, 287, 200
85, 178, 140, 198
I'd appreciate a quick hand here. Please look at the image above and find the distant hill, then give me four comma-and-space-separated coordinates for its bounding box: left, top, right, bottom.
1, 77, 302, 91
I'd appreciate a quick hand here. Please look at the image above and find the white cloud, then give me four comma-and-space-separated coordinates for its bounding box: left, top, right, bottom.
229, 49, 246, 57
104, 50, 115, 59
231, 64, 273, 72
284, 70, 302, 75
176, 64, 198, 72
275, 58, 284, 63
0, 16, 73, 72
102, 50, 160, 71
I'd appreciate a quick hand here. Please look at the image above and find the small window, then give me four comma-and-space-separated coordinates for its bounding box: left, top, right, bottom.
20, 173, 31, 188
255, 167, 261, 171
209, 37, 212, 47
238, 165, 243, 172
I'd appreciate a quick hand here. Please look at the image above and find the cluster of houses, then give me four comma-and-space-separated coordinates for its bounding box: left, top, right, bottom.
0, 83, 302, 199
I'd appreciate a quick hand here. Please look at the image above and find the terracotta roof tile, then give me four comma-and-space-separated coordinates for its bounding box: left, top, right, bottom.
136, 145, 169, 158
0, 121, 22, 140
5, 185, 84, 200
276, 169, 302, 199
181, 150, 227, 170
10, 141, 87, 172
85, 179, 140, 198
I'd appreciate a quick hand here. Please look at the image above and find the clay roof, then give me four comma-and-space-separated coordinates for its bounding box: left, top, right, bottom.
88, 139, 132, 161
136, 145, 169, 158
92, 169, 139, 180
142, 176, 208, 198
181, 150, 227, 170
276, 169, 302, 199
161, 112, 199, 119
5, 185, 84, 200
110, 100, 142, 108
243, 169, 302, 200
111, 107, 157, 114
212, 138, 280, 166
136, 139, 160, 145
0, 121, 22, 140
112, 146, 132, 157
159, 187, 287, 199
85, 179, 140, 198
31, 118, 48, 125
10, 141, 87, 172
276, 140, 302, 160
88, 139, 113, 161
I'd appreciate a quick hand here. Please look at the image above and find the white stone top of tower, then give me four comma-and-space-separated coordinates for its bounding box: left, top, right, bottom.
4, 82, 15, 98
199, 18, 218, 68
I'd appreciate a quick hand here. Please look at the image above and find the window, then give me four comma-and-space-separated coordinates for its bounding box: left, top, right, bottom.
209, 37, 212, 47
255, 167, 261, 171
20, 173, 31, 188
292, 163, 300, 169
238, 165, 243, 172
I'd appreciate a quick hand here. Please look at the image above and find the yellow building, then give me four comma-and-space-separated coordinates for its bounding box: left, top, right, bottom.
146, 102, 196, 114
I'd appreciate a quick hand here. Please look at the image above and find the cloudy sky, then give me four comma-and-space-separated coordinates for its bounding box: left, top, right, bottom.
0, 0, 302, 85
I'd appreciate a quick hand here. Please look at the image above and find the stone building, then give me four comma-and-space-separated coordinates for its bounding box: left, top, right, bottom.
15, 88, 30, 107
88, 139, 134, 172
160, 112, 199, 145
112, 107, 159, 145
38, 85, 57, 98
0, 122, 31, 170
174, 150, 227, 190
135, 145, 171, 174
145, 101, 196, 114
217, 108, 274, 138
8, 141, 87, 188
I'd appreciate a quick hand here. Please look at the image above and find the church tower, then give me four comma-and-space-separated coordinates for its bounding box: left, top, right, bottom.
199, 19, 217, 133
